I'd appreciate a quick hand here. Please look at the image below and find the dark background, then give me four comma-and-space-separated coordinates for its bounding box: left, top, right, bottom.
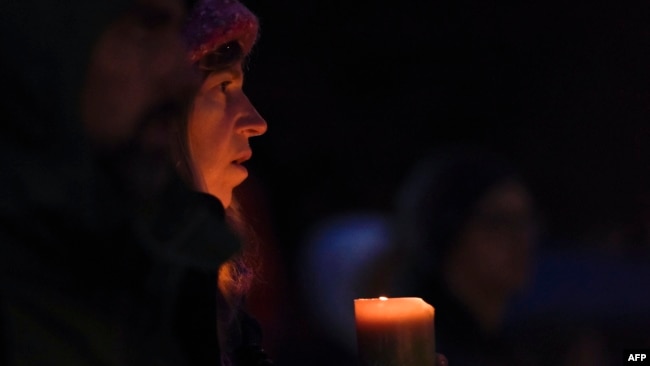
241, 0, 650, 259
234, 0, 650, 361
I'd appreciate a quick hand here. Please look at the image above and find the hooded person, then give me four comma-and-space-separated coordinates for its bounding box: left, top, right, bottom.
0, 0, 250, 365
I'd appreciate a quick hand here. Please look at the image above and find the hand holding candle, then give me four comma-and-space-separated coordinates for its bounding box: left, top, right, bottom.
354, 297, 436, 366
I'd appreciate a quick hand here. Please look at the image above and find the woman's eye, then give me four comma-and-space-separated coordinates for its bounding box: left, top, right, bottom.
220, 81, 232, 93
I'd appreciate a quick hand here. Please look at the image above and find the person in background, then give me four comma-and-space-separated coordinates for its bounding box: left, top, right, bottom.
0, 0, 249, 364
391, 144, 540, 366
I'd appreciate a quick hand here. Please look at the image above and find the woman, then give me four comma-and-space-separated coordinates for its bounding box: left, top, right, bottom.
173, 0, 271, 365
181, 0, 267, 303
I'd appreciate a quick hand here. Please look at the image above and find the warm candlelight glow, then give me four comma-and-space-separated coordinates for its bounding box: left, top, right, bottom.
354, 297, 436, 366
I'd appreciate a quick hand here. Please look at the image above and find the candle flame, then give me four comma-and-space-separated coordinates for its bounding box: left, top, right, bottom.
379, 296, 388, 301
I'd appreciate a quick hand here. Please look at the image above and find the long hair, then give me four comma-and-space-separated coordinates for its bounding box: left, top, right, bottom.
219, 197, 260, 308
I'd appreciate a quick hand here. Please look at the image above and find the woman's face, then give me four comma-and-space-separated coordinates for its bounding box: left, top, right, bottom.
187, 59, 267, 207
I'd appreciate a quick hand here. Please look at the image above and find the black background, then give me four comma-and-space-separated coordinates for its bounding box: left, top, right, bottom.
241, 0, 650, 256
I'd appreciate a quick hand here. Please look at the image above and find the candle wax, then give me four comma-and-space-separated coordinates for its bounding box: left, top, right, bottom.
354, 297, 436, 366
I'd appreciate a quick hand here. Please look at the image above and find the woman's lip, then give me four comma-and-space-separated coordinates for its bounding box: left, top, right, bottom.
233, 151, 253, 164
230, 162, 249, 179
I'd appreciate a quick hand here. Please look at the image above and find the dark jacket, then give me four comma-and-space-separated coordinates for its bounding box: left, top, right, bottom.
0, 1, 262, 365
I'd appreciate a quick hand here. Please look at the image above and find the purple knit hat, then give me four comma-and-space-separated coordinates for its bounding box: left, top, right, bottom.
184, 0, 259, 64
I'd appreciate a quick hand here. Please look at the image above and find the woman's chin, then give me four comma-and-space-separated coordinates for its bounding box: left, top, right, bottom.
202, 184, 232, 209
205, 166, 253, 208
230, 162, 249, 182
216, 192, 232, 209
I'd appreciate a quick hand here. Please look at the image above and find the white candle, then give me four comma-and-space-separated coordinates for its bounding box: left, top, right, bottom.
354, 297, 436, 366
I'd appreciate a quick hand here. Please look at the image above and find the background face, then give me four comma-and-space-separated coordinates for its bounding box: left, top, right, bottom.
83, 0, 194, 149
82, 0, 197, 197
453, 180, 537, 294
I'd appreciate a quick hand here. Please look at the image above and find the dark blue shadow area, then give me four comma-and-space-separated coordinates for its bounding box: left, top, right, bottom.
509, 247, 650, 326
506, 245, 650, 364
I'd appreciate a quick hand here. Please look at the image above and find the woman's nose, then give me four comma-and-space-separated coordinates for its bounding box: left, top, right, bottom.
237, 94, 268, 137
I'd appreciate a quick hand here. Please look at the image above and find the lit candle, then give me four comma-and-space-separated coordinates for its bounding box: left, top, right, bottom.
354, 297, 436, 366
